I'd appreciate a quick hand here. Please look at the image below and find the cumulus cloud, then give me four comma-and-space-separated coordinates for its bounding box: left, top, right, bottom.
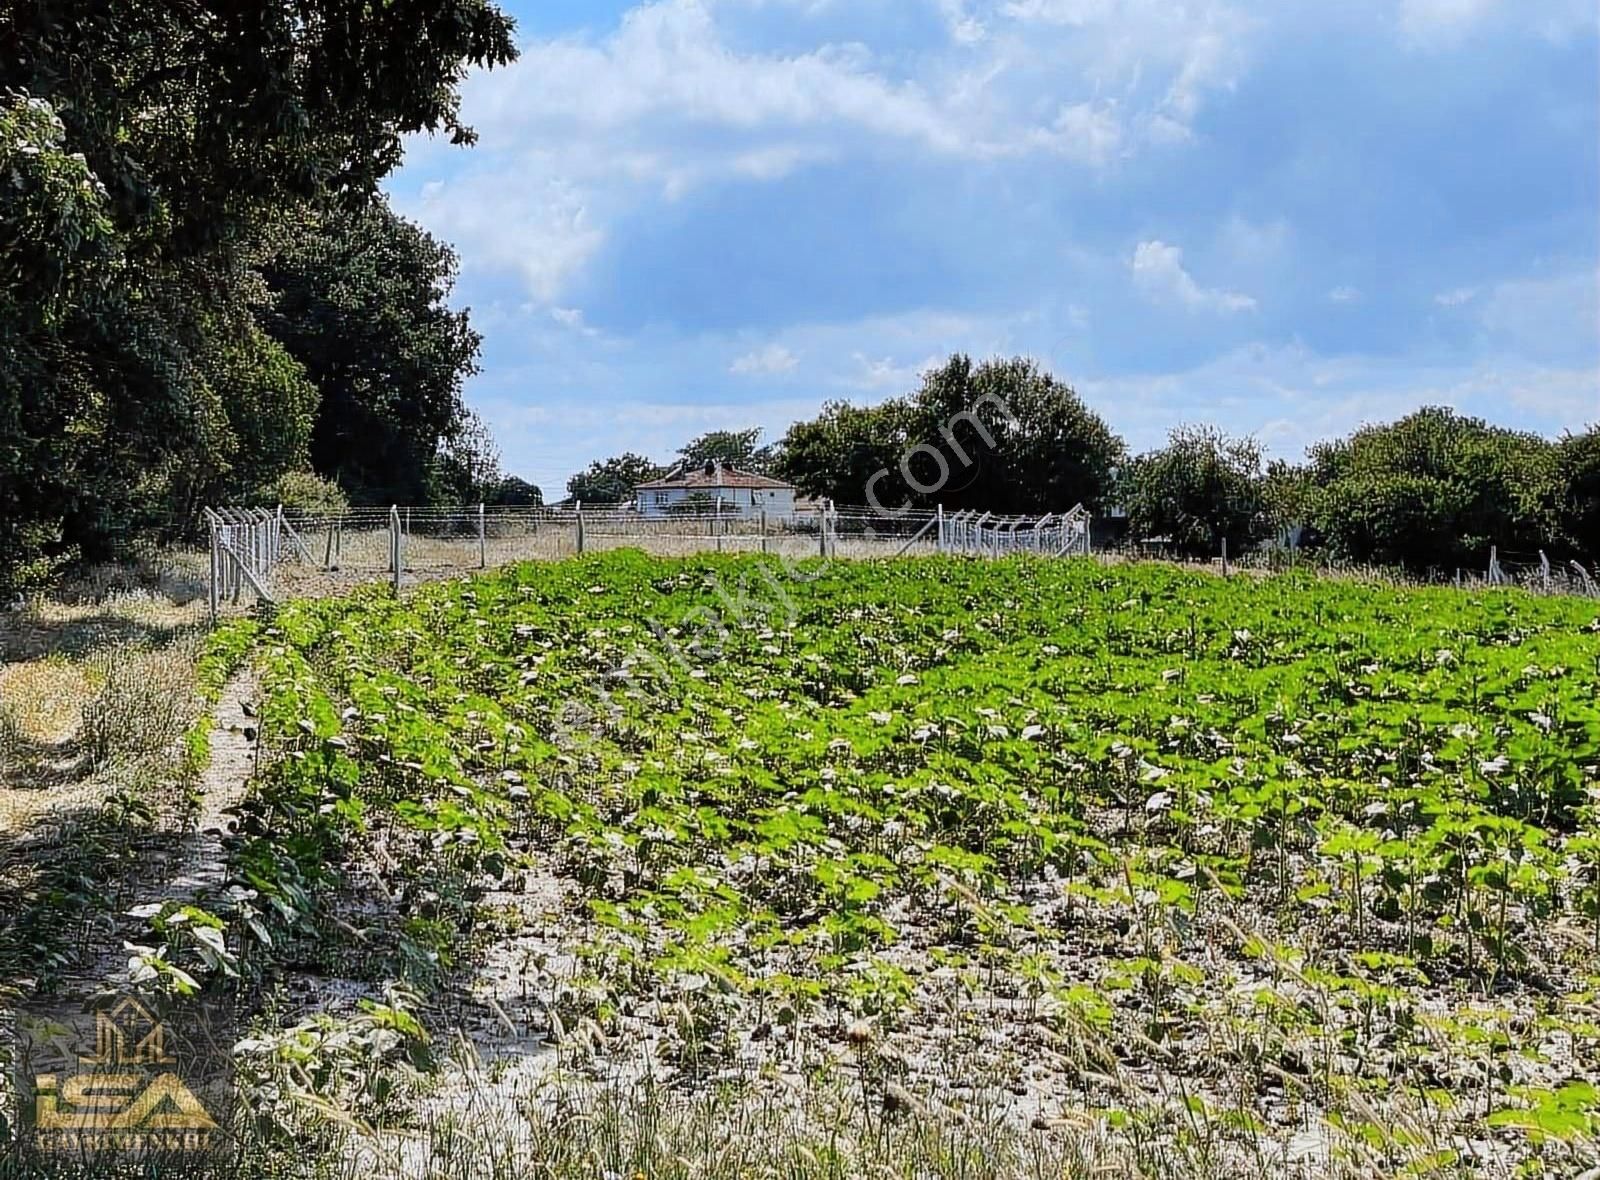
396, 0, 1270, 301
399, 175, 605, 301
1131, 240, 1258, 313
551, 307, 601, 337
731, 344, 801, 375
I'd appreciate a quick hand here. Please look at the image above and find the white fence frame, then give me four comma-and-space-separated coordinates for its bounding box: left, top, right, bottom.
206, 500, 1595, 620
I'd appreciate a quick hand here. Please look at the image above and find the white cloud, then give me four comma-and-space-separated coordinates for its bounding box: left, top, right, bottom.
1398, 0, 1599, 47
397, 0, 1268, 301
473, 2, 963, 151
400, 176, 605, 301
731, 344, 801, 375
551, 307, 601, 337
1024, 102, 1124, 165
1434, 286, 1478, 306
846, 352, 946, 392
1398, 0, 1500, 44
936, 0, 989, 44
1476, 269, 1600, 365
1001, 0, 1253, 143
1131, 240, 1257, 313
1081, 342, 1599, 458
1328, 285, 1362, 303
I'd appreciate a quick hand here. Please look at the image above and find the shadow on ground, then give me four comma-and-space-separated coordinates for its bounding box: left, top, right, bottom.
0, 610, 203, 663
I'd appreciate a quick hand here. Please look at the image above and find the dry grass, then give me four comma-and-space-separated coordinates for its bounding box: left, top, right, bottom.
0, 658, 95, 745
79, 638, 202, 770
0, 580, 209, 849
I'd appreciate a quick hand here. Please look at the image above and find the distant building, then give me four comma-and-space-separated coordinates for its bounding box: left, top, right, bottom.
635, 461, 798, 520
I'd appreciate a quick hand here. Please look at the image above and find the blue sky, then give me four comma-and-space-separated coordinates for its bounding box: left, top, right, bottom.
387, 0, 1600, 496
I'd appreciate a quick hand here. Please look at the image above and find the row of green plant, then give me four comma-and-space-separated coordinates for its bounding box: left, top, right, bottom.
201, 553, 1600, 1173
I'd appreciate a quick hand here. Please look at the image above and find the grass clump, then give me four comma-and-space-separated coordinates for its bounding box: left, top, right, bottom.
80, 640, 201, 770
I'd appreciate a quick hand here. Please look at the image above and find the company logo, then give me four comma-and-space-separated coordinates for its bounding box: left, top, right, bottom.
16, 994, 230, 1161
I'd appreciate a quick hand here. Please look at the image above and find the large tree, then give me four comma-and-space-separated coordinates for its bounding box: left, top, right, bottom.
567, 454, 667, 505
259, 201, 484, 505
1124, 425, 1269, 558
1302, 407, 1557, 572
776, 401, 912, 508
0, 0, 515, 589
777, 355, 1124, 515
678, 428, 779, 474
1552, 426, 1600, 561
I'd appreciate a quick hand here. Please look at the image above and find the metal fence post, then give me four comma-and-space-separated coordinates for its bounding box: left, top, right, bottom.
479, 502, 487, 569
576, 502, 585, 554
760, 509, 769, 555
390, 505, 402, 594
207, 514, 219, 626
936, 504, 945, 553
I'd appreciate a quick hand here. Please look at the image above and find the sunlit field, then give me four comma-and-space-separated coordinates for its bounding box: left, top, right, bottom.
182, 554, 1600, 1176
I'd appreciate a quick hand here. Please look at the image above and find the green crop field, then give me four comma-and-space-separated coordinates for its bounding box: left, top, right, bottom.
212, 553, 1600, 1178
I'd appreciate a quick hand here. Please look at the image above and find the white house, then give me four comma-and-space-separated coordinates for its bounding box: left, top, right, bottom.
635, 462, 798, 520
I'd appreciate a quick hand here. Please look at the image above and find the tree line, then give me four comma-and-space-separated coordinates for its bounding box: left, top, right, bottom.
570, 355, 1597, 576
0, 0, 522, 592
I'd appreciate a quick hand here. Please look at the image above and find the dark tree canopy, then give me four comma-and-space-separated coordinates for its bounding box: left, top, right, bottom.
487, 477, 545, 508
1, 0, 515, 261
0, 0, 515, 589
777, 355, 1125, 515
678, 428, 779, 475
776, 400, 915, 510
1124, 425, 1269, 558
1301, 407, 1558, 572
259, 201, 484, 505
1553, 426, 1600, 558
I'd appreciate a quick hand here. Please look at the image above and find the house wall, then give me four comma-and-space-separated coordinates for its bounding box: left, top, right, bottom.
636, 486, 797, 520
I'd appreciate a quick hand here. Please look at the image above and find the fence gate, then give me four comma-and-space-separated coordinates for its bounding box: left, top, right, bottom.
205, 506, 314, 620
937, 504, 1092, 558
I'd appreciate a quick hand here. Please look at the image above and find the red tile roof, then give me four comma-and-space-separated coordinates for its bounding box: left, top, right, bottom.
637, 464, 794, 491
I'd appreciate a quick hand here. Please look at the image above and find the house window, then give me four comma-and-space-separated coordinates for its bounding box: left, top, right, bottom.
654, 492, 670, 506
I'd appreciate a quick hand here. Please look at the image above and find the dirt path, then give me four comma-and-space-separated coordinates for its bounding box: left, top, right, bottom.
167, 672, 259, 901
60, 673, 259, 992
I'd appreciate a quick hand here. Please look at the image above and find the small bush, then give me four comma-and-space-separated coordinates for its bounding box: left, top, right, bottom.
253, 470, 350, 518
81, 642, 200, 769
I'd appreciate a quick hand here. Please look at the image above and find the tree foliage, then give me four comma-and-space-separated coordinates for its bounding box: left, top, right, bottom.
259, 201, 484, 505
1552, 426, 1600, 558
777, 355, 1125, 515
567, 454, 668, 505
1124, 426, 1269, 558
0, 0, 514, 590
486, 477, 544, 508
1301, 407, 1558, 572
678, 428, 778, 474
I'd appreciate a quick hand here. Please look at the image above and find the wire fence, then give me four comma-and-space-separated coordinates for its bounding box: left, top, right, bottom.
1102, 539, 1600, 598
205, 501, 1596, 618
206, 502, 1095, 614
